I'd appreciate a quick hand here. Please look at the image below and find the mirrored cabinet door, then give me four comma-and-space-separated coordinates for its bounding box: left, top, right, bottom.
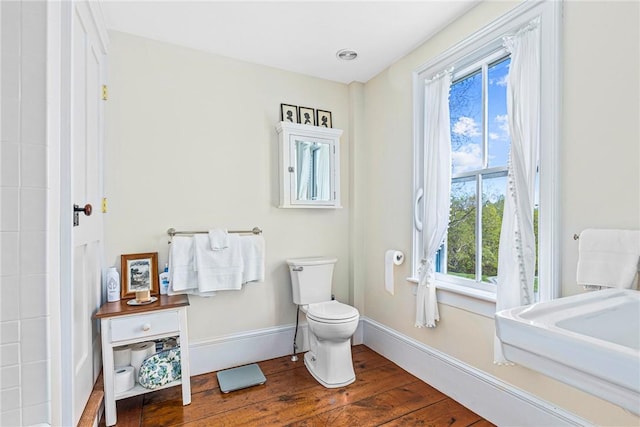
293, 138, 334, 202
276, 122, 342, 208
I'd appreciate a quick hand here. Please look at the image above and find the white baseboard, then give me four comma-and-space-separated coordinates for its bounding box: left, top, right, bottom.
188, 317, 586, 426
189, 320, 364, 376
362, 317, 591, 427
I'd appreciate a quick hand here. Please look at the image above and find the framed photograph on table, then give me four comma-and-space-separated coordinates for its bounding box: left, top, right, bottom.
298, 107, 315, 126
280, 104, 298, 123
121, 252, 159, 298
316, 110, 332, 128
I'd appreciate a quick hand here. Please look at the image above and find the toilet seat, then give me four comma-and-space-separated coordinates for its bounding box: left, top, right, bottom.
305, 300, 359, 324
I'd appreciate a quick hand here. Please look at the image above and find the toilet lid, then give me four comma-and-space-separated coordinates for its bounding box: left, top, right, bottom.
306, 301, 359, 322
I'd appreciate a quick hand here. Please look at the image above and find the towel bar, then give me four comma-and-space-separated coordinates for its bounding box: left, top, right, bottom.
167, 227, 262, 243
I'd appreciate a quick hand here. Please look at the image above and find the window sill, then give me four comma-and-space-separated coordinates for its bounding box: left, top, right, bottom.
406, 277, 496, 318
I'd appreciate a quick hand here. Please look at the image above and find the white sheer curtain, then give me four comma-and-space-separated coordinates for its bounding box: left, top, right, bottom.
415, 71, 452, 328
495, 20, 540, 363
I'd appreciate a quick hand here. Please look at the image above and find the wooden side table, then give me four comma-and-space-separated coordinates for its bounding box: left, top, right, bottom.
95, 294, 191, 426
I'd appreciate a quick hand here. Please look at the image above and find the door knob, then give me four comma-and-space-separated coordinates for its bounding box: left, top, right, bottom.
75, 204, 92, 216
73, 203, 93, 226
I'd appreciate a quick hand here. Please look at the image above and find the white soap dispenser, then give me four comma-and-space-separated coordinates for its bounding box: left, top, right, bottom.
159, 263, 170, 295
106, 267, 120, 302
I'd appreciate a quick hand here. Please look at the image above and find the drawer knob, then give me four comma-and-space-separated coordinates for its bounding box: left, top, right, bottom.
142, 323, 151, 331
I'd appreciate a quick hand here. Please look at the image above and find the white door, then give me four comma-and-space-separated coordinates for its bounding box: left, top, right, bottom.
61, 2, 107, 425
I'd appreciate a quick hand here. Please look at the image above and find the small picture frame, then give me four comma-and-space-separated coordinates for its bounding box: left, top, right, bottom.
298, 107, 316, 126
317, 110, 332, 128
280, 104, 298, 123
121, 252, 159, 299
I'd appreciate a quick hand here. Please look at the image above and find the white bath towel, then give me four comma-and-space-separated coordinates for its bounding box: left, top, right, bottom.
208, 228, 229, 251
576, 229, 640, 289
239, 235, 265, 284
168, 236, 198, 294
193, 234, 244, 292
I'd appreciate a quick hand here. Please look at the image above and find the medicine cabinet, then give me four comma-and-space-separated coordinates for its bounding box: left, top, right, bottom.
276, 122, 342, 208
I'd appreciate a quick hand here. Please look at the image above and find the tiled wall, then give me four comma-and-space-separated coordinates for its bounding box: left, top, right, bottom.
1, 1, 50, 425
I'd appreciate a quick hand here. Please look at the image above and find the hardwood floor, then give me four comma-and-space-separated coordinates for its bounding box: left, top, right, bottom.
103, 345, 494, 426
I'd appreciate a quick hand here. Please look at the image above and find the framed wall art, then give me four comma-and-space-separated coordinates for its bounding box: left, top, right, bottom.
280, 103, 299, 123
120, 252, 159, 298
316, 110, 332, 128
298, 106, 315, 126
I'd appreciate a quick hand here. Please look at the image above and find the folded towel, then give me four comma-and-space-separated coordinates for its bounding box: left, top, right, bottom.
194, 234, 244, 292
168, 236, 198, 294
208, 228, 229, 251
576, 229, 640, 289
239, 235, 265, 284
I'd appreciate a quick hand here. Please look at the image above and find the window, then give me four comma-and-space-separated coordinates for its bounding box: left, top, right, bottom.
441, 53, 513, 293
411, 1, 561, 314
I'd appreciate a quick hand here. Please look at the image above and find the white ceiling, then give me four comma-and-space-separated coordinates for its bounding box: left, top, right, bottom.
101, 1, 480, 84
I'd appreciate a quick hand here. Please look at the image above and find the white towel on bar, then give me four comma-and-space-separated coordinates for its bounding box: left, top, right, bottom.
168, 236, 198, 294
576, 229, 640, 289
208, 228, 229, 251
240, 235, 265, 284
193, 234, 244, 292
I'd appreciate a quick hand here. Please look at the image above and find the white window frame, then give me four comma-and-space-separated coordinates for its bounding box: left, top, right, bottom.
411, 0, 562, 317
442, 51, 511, 294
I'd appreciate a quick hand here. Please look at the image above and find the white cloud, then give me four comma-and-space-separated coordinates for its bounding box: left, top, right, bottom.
496, 114, 509, 133
490, 114, 510, 141
494, 74, 509, 87
452, 116, 481, 137
452, 143, 482, 173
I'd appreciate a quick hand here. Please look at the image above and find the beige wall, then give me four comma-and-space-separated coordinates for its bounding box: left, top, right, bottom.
105, 31, 352, 341
561, 0, 640, 295
359, 1, 639, 426
106, 1, 640, 425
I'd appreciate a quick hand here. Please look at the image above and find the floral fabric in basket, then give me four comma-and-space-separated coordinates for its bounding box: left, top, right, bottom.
138, 347, 181, 389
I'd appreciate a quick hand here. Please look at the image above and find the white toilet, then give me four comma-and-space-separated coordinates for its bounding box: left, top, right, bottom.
287, 257, 360, 388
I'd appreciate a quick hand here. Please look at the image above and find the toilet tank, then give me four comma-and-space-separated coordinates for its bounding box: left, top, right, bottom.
287, 257, 337, 305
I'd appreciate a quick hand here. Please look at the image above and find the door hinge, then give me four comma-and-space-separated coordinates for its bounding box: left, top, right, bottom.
102, 85, 108, 101
101, 197, 108, 213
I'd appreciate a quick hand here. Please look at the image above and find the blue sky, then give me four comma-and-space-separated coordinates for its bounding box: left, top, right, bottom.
450, 57, 511, 176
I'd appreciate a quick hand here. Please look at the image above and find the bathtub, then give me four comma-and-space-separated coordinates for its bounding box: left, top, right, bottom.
495, 288, 640, 415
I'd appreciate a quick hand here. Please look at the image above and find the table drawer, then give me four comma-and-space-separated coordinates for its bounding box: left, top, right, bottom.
110, 310, 179, 342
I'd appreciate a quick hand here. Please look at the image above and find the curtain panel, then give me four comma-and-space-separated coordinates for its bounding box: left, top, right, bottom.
494, 19, 541, 363
415, 71, 452, 328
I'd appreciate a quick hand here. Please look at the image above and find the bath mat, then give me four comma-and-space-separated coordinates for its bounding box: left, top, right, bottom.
217, 363, 266, 393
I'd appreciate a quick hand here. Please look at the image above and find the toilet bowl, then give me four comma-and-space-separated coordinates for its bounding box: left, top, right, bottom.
302, 300, 359, 388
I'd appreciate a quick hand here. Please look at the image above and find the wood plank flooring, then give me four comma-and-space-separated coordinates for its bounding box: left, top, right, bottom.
102, 345, 494, 426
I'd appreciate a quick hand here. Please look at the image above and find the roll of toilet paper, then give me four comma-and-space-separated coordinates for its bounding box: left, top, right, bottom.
114, 366, 135, 394
384, 250, 404, 295
113, 345, 131, 368
130, 341, 155, 381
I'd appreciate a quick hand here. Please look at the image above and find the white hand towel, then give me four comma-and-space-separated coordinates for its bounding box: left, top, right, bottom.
239, 235, 265, 284
193, 234, 244, 292
168, 236, 198, 294
208, 229, 229, 251
576, 229, 640, 289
